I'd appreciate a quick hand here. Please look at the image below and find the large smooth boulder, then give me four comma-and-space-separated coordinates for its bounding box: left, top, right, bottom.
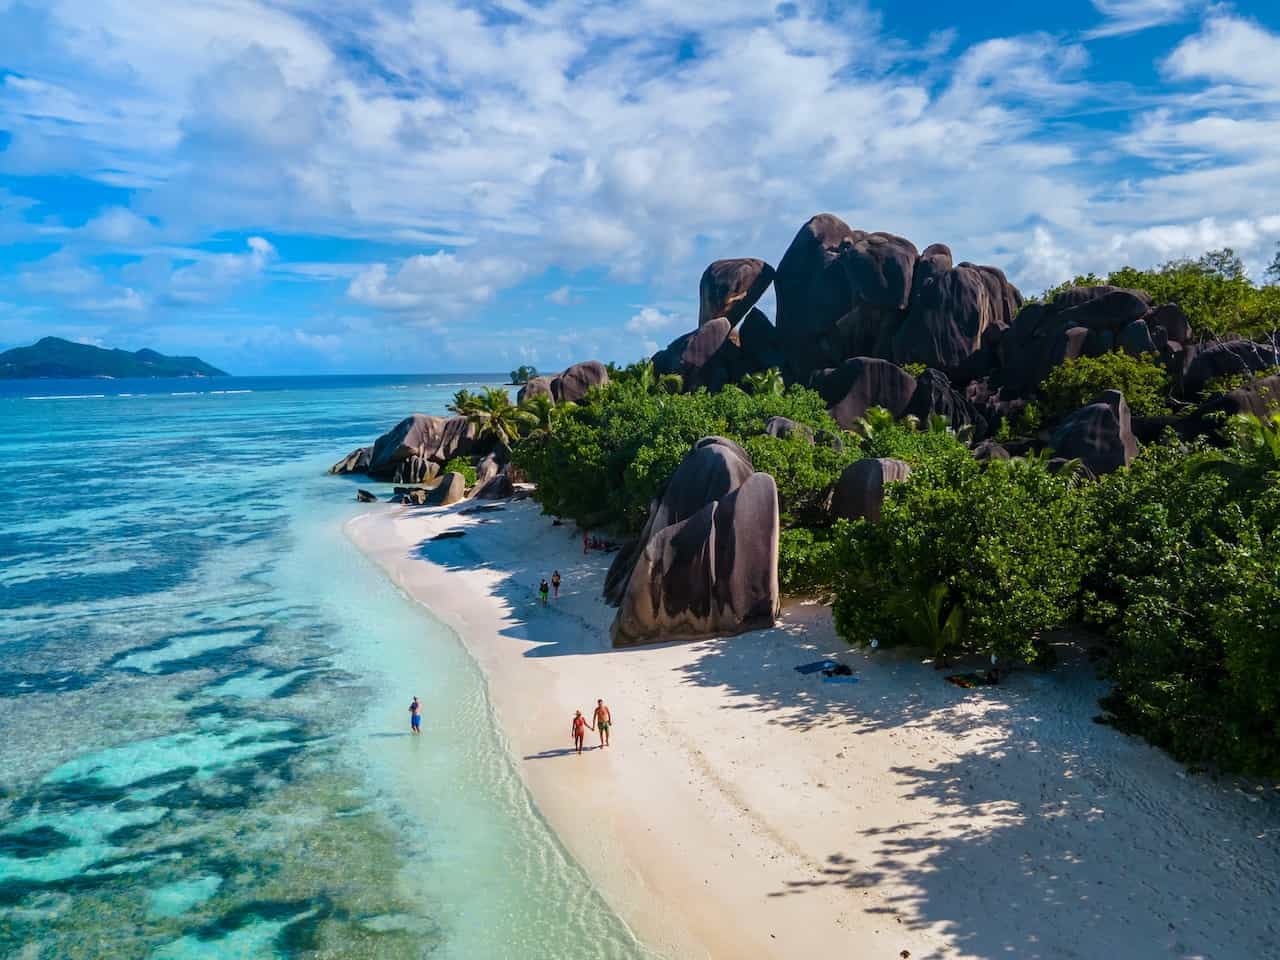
1182, 340, 1280, 397
1052, 286, 1150, 330
1050, 390, 1138, 475
737, 307, 787, 373
1177, 374, 1280, 439
516, 376, 554, 404
391, 456, 440, 485
830, 458, 912, 522
653, 317, 743, 392
473, 471, 514, 500
1117, 319, 1156, 356
840, 232, 917, 310
905, 368, 988, 438
893, 261, 1017, 377
329, 446, 371, 475
551, 360, 609, 403
368, 414, 477, 478
810, 357, 917, 429
774, 214, 860, 378
425, 471, 467, 506
698, 259, 775, 327
610, 446, 780, 646
763, 416, 814, 444
356, 489, 377, 503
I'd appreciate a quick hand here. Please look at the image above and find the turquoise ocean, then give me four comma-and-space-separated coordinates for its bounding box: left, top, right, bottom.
0, 376, 646, 959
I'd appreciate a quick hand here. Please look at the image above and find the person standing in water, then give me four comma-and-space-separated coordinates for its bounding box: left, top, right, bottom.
538, 578, 550, 607
571, 710, 590, 754
593, 699, 612, 748
551, 570, 561, 599
409, 696, 422, 734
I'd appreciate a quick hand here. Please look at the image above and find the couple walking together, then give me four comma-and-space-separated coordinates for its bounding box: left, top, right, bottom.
572, 699, 612, 755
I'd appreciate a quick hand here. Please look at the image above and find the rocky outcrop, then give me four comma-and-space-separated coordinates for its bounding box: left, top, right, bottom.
1182, 339, 1280, 398
516, 376, 553, 404
810, 357, 917, 429
475, 452, 502, 485
607, 438, 780, 646
551, 360, 610, 403
330, 446, 371, 475
893, 262, 1021, 377
904, 368, 989, 438
356, 489, 377, 503
653, 317, 745, 392
763, 416, 814, 443
425, 471, 467, 506
1177, 373, 1280, 440
1049, 390, 1138, 476
391, 456, 440, 485
736, 307, 787, 374
774, 214, 861, 378
473, 471, 514, 500
830, 458, 912, 522
368, 414, 477, 479
699, 259, 775, 327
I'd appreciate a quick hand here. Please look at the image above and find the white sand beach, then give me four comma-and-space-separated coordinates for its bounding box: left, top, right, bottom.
349, 496, 1280, 960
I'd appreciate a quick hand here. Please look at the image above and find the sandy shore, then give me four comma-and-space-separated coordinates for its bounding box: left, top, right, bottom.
348, 496, 1279, 960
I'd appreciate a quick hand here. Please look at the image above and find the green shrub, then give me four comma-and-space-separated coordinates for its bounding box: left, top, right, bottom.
1200, 366, 1280, 400
442, 456, 477, 486
1040, 351, 1171, 419
1084, 438, 1280, 775
901, 362, 928, 378
511, 382, 847, 533
779, 527, 838, 596
742, 435, 858, 526
832, 447, 1093, 664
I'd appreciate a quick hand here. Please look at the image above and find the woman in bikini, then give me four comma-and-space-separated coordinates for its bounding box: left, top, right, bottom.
551, 570, 561, 599
571, 710, 591, 755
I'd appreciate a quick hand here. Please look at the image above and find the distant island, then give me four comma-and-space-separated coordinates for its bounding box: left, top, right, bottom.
0, 336, 229, 379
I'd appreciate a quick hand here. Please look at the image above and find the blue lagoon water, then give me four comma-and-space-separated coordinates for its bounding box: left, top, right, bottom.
0, 376, 645, 959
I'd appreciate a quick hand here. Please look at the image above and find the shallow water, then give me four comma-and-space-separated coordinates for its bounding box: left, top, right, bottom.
0, 376, 646, 959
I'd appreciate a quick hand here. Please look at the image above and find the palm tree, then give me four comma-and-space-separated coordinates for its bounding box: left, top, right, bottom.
887, 581, 966, 661
448, 388, 480, 417
742, 368, 785, 396
466, 386, 524, 447
850, 406, 900, 439
1188, 411, 1280, 489
518, 393, 576, 436
656, 373, 683, 396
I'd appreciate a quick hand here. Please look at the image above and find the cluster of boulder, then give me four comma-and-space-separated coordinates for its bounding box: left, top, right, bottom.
605, 437, 780, 646
516, 360, 610, 405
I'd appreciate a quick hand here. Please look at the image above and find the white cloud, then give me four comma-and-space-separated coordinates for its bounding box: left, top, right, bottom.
545, 285, 577, 306
624, 306, 682, 335
346, 252, 524, 318
1163, 13, 1280, 90
1084, 0, 1200, 39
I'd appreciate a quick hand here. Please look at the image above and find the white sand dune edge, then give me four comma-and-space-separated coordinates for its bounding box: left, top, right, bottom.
348, 496, 1279, 960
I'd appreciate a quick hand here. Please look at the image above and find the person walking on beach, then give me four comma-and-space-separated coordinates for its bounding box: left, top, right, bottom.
583, 531, 589, 555
593, 699, 612, 748
538, 578, 550, 607
551, 570, 561, 599
409, 696, 422, 734
571, 710, 591, 755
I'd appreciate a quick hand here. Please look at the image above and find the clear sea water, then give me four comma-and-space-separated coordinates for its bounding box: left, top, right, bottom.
0, 376, 646, 959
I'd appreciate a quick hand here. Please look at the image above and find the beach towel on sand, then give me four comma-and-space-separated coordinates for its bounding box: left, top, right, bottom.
822, 675, 859, 685
794, 660, 837, 675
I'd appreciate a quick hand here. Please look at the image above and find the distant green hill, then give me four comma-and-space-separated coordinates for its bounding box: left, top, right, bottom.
0, 336, 229, 379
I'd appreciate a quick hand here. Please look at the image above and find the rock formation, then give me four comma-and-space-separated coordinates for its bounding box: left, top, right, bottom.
830, 459, 912, 522
518, 361, 610, 404
368, 414, 477, 479
607, 438, 780, 646
1049, 390, 1138, 476
810, 357, 917, 429
330, 447, 371, 475
698, 259, 775, 327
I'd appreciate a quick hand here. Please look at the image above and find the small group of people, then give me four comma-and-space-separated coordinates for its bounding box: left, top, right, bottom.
537, 570, 562, 606
571, 699, 612, 754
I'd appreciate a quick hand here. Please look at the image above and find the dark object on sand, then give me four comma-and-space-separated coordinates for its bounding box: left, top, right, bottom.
945, 671, 1000, 689
430, 531, 466, 541
356, 489, 377, 503
822, 663, 853, 677
459, 504, 505, 515
794, 660, 837, 675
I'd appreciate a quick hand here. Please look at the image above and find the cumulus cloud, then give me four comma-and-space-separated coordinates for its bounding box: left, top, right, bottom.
2, 1, 1280, 365
624, 306, 682, 335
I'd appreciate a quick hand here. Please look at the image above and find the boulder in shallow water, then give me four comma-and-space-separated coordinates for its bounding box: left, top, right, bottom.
368, 414, 477, 478
356, 489, 377, 503
829, 458, 912, 522
607, 437, 779, 645
392, 455, 439, 485
330, 446, 371, 475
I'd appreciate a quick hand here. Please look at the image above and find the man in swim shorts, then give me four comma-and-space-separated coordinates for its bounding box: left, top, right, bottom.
593, 699, 612, 748
409, 696, 422, 734
572, 710, 589, 754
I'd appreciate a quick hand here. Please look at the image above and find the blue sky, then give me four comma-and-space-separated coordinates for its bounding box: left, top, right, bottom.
1, 0, 1278, 375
